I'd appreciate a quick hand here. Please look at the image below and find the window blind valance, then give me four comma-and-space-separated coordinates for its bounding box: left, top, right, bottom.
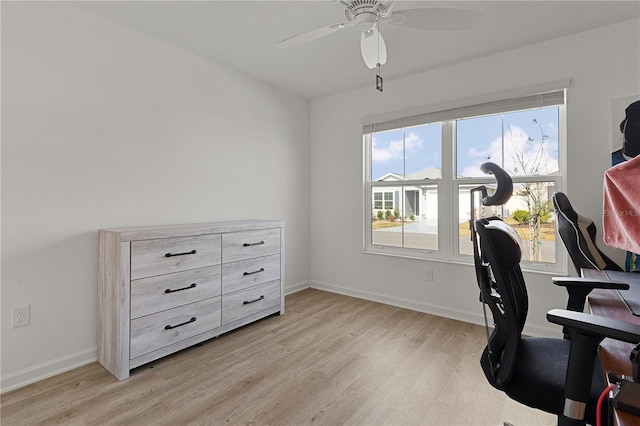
362, 89, 566, 133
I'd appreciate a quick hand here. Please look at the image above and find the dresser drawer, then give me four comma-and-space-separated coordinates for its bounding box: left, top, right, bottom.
222, 280, 280, 325
221, 254, 280, 294
131, 234, 221, 279
131, 266, 221, 319
222, 229, 280, 263
130, 297, 221, 359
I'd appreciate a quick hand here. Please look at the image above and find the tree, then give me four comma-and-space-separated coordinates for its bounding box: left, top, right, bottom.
509, 118, 554, 261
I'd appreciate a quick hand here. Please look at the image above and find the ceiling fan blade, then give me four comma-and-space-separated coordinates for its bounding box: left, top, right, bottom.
390, 8, 482, 31
275, 23, 345, 48
360, 28, 387, 69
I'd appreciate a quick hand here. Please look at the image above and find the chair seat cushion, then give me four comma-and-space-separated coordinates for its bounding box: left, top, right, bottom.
501, 337, 606, 424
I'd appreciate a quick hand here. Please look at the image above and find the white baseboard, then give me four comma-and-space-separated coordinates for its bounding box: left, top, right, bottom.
308, 280, 560, 338
1, 347, 97, 394
284, 280, 310, 295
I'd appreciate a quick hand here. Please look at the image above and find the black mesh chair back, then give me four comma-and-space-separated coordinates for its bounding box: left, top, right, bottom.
552, 191, 622, 274
474, 217, 528, 387
470, 162, 524, 386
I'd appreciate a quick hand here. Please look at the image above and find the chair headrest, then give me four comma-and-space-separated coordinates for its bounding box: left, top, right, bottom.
480, 162, 513, 206
552, 192, 578, 222
483, 219, 522, 269
552, 191, 607, 270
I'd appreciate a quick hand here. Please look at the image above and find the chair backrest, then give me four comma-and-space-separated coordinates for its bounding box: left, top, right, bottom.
474, 216, 529, 388
470, 162, 526, 388
552, 192, 622, 274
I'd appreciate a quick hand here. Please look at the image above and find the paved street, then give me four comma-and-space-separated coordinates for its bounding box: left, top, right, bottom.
373, 219, 556, 263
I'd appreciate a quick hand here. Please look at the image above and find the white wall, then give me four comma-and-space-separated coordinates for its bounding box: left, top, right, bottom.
1, 2, 310, 391
309, 19, 640, 337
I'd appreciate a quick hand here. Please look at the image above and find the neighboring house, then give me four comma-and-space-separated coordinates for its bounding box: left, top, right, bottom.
373, 167, 555, 223
373, 168, 441, 220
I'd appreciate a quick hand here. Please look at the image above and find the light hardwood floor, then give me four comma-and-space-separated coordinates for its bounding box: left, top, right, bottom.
1, 289, 555, 425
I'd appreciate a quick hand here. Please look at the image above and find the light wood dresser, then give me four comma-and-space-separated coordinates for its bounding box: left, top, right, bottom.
98, 220, 285, 380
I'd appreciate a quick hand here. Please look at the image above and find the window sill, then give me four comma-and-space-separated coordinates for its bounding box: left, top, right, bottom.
363, 248, 568, 276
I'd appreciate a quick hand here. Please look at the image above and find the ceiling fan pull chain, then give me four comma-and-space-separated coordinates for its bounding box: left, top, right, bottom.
375, 19, 383, 93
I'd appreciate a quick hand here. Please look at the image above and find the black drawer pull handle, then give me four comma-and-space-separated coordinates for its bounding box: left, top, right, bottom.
243, 241, 265, 247
165, 249, 197, 258
165, 317, 196, 330
243, 268, 265, 276
165, 283, 197, 293
243, 295, 265, 305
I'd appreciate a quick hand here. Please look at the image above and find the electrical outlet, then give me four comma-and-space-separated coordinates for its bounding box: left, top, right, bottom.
424, 268, 433, 282
12, 305, 30, 328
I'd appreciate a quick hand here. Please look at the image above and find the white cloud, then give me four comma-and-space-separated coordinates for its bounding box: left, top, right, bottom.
462, 125, 558, 177
372, 132, 423, 164
468, 147, 489, 157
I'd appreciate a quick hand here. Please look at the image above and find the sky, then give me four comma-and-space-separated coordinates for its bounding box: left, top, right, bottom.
371, 106, 560, 181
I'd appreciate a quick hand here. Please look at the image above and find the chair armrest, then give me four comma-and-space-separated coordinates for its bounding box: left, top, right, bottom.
552, 277, 630, 314
552, 277, 630, 291
547, 309, 640, 344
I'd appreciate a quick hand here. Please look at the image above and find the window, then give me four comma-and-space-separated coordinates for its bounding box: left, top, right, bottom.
373, 191, 395, 210
367, 123, 442, 252
363, 89, 566, 272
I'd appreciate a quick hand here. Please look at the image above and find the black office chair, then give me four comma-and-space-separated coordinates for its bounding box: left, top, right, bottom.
471, 163, 640, 425
552, 191, 623, 275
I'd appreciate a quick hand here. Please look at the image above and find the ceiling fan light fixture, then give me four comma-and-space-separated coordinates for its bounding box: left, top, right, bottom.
354, 11, 378, 32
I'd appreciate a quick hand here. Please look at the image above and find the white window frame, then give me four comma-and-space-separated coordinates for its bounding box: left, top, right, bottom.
363, 87, 568, 274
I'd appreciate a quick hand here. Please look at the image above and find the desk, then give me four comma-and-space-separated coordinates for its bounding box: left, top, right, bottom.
582, 269, 640, 426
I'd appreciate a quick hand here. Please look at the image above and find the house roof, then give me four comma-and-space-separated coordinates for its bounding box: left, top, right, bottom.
376, 172, 405, 182
405, 167, 442, 180
376, 167, 442, 181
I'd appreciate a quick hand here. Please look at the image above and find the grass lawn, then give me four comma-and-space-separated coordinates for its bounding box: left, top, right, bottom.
372, 220, 405, 230
459, 219, 556, 240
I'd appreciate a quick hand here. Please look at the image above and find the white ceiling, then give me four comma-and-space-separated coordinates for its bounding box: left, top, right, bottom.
74, 1, 640, 100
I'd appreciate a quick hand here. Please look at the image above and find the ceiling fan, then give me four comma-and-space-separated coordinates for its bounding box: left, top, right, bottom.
275, 1, 482, 70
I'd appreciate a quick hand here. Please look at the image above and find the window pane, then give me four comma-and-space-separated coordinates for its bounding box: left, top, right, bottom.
503, 108, 559, 177
404, 184, 438, 250
509, 182, 556, 263
384, 192, 393, 209
456, 115, 503, 178
371, 184, 438, 250
404, 123, 442, 179
371, 123, 442, 181
456, 106, 559, 179
372, 128, 404, 181
458, 181, 556, 262
374, 192, 382, 209
458, 183, 507, 256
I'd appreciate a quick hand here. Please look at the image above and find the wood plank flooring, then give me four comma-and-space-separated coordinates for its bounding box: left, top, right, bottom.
1, 289, 555, 425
